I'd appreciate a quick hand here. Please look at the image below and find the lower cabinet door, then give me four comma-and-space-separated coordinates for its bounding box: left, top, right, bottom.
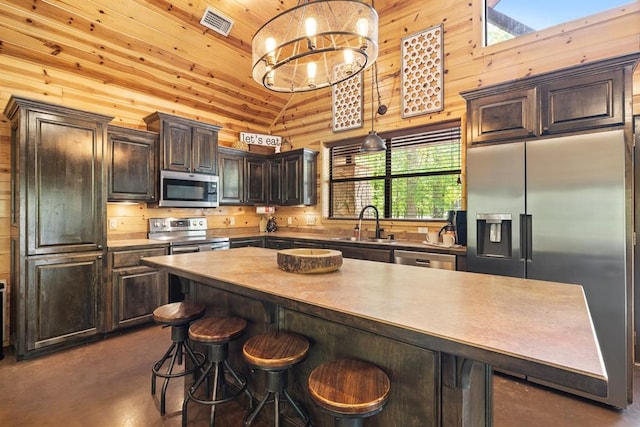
113, 266, 167, 329
26, 252, 103, 353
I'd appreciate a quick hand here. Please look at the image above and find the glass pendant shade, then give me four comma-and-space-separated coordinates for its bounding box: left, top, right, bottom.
252, 1, 379, 93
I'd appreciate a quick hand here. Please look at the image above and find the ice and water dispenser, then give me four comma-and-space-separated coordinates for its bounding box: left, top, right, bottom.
476, 213, 512, 258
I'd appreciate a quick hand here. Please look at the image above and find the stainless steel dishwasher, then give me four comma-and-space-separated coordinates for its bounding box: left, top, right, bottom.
393, 250, 456, 270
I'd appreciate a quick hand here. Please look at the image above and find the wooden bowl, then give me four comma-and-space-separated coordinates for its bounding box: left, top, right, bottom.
277, 249, 343, 274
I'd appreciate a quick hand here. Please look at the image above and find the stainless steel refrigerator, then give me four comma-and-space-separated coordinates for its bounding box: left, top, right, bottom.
467, 129, 632, 408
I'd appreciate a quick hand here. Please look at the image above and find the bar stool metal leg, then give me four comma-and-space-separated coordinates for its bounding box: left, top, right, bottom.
150, 302, 206, 416
242, 332, 310, 427
182, 316, 252, 427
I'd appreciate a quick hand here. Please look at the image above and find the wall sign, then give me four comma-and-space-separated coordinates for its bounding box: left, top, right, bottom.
240, 132, 282, 148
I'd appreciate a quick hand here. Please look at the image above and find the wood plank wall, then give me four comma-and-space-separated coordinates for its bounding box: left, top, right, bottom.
0, 1, 638, 343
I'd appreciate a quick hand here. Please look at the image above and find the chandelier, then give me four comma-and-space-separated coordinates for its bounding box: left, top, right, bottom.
252, 0, 379, 93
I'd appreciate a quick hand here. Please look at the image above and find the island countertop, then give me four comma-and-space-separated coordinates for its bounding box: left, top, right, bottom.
142, 247, 607, 397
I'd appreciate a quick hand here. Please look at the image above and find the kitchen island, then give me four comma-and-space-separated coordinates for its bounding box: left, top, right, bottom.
142, 247, 606, 426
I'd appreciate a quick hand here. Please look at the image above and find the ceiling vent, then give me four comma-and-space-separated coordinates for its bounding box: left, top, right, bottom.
200, 6, 234, 37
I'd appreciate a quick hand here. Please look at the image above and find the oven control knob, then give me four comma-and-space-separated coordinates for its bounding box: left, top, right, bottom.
198, 220, 204, 226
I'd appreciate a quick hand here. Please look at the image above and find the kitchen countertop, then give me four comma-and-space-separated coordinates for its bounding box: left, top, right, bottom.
224, 231, 467, 254
106, 231, 465, 254
107, 239, 169, 250
142, 247, 606, 397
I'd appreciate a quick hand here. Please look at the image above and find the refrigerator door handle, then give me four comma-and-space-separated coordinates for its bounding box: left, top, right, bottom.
520, 214, 533, 261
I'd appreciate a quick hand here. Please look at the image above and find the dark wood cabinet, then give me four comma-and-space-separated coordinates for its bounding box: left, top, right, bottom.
230, 237, 265, 248
25, 252, 103, 353
264, 238, 294, 250
540, 68, 624, 135
218, 147, 245, 204
280, 149, 318, 206
267, 158, 284, 205
5, 96, 111, 359
218, 147, 267, 205
246, 155, 267, 204
466, 88, 537, 144
107, 247, 167, 331
107, 125, 158, 202
461, 54, 637, 145
217, 147, 317, 206
291, 238, 392, 262
144, 112, 220, 174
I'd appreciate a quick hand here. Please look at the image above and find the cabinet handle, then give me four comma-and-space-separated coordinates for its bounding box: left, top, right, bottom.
541, 126, 549, 134
98, 255, 103, 260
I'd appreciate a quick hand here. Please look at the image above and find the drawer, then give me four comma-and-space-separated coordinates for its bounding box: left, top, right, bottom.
112, 248, 167, 268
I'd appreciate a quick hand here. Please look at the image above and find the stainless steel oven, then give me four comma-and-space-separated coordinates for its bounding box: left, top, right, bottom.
158, 170, 219, 208
149, 217, 229, 301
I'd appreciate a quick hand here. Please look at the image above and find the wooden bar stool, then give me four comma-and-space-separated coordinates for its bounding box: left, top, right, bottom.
242, 331, 310, 426
308, 359, 390, 427
151, 301, 206, 416
182, 316, 253, 427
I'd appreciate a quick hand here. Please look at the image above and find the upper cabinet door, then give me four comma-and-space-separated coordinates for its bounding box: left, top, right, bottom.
466, 88, 538, 145
163, 120, 192, 172
245, 155, 267, 204
144, 112, 221, 175
107, 126, 158, 202
26, 109, 107, 255
540, 69, 624, 135
192, 125, 218, 174
218, 148, 244, 204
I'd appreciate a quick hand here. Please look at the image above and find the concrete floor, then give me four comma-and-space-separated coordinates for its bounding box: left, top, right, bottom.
1, 325, 639, 426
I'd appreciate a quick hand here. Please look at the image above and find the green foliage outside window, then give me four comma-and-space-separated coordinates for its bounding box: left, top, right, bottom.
330, 126, 462, 220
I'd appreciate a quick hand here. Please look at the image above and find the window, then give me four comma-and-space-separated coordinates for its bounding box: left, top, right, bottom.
329, 125, 462, 220
485, 0, 632, 46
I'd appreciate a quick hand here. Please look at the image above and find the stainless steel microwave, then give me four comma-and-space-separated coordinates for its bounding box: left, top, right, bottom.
159, 170, 219, 208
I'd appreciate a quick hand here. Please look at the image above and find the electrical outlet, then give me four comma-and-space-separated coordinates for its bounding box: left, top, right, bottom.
418, 227, 428, 234
229, 217, 235, 225
109, 218, 118, 230
287, 217, 292, 225
306, 216, 316, 225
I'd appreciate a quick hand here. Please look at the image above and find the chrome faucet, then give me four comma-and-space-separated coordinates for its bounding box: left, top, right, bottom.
358, 205, 383, 239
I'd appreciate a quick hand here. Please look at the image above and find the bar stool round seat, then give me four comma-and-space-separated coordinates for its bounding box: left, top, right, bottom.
242, 331, 310, 426
151, 301, 207, 416
308, 359, 390, 427
182, 316, 252, 427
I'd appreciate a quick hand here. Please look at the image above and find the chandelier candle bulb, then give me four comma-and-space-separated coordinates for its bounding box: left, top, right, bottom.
357, 17, 369, 49
307, 62, 317, 87
265, 37, 276, 67
305, 17, 317, 49
343, 49, 354, 74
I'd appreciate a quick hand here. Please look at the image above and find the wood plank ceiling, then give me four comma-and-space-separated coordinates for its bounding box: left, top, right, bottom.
1, 0, 313, 129
1, 0, 406, 134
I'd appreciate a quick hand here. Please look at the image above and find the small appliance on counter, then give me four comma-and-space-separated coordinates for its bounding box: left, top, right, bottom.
440, 210, 467, 246
266, 216, 277, 232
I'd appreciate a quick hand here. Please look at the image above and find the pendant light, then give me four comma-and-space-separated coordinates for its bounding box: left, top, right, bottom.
252, 1, 379, 93
360, 63, 386, 152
